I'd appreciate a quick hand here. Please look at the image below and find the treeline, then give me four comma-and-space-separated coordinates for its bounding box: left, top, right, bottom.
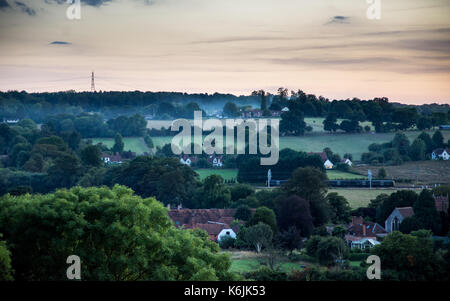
43, 113, 147, 138
1, 90, 449, 129
361, 130, 449, 164
0, 90, 256, 121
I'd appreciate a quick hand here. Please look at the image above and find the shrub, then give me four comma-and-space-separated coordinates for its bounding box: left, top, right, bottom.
219, 235, 236, 249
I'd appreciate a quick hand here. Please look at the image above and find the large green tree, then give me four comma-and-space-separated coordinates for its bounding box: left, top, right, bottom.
0, 185, 237, 281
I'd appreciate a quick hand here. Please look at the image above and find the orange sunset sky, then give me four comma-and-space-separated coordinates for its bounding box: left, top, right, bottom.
0, 0, 449, 104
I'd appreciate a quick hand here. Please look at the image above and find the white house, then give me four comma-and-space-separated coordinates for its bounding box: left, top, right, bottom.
343, 158, 353, 166
180, 157, 192, 166
212, 157, 223, 167
324, 159, 334, 169
432, 148, 450, 160
281, 107, 290, 112
217, 228, 237, 242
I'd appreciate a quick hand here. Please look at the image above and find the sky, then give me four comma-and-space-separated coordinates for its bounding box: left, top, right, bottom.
0, 0, 449, 104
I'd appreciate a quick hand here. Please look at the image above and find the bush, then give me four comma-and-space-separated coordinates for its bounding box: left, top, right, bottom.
244, 267, 287, 281
219, 235, 236, 249
348, 253, 371, 261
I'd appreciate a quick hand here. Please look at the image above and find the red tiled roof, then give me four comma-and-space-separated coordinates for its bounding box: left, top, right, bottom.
307, 151, 328, 162
347, 216, 387, 237
168, 208, 235, 226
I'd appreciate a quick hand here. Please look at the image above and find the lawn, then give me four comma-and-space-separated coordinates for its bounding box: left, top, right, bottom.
227, 251, 307, 274
326, 170, 366, 180
149, 130, 450, 160
89, 137, 150, 155
328, 188, 421, 209
195, 169, 238, 181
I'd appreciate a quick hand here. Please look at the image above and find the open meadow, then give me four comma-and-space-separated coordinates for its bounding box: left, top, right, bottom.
149, 129, 450, 160
89, 137, 150, 155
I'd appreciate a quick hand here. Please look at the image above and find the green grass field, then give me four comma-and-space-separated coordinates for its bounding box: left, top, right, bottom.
89, 137, 150, 155
195, 169, 238, 181
328, 188, 421, 209
326, 170, 366, 180
150, 130, 449, 160
229, 258, 305, 274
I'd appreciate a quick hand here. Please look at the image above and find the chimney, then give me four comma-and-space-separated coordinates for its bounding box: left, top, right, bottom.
363, 225, 366, 237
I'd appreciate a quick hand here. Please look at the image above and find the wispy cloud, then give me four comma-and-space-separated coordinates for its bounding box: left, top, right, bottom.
326, 15, 350, 25
50, 41, 72, 45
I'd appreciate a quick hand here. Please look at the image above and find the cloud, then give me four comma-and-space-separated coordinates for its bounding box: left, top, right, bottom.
14, 1, 35, 16
326, 16, 350, 25
0, 0, 11, 9
50, 41, 72, 45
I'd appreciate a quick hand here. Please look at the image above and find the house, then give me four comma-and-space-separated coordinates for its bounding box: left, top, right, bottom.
431, 148, 450, 160
347, 216, 387, 238
307, 151, 328, 162
384, 207, 414, 233
348, 237, 380, 250
241, 109, 263, 119
101, 152, 124, 164
439, 125, 450, 130
281, 107, 290, 112
207, 155, 223, 168
218, 228, 237, 242
323, 159, 334, 170
345, 216, 386, 248
180, 155, 198, 166
2, 118, 19, 124
385, 195, 448, 233
343, 158, 353, 166
168, 208, 240, 241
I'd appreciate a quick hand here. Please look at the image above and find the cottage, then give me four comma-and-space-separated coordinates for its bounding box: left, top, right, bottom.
384, 207, 414, 233
168, 208, 240, 241
180, 155, 198, 166
343, 158, 353, 166
207, 155, 223, 168
101, 152, 123, 164
323, 159, 334, 170
345, 216, 386, 248
431, 148, 450, 160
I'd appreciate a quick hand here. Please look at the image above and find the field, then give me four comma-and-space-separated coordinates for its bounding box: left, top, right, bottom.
327, 188, 421, 208
149, 130, 450, 160
326, 170, 366, 180
352, 160, 450, 185
195, 169, 238, 181
226, 251, 307, 274
89, 137, 150, 155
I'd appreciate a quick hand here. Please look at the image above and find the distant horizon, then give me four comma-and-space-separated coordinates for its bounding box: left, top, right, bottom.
1, 87, 448, 106
1, 0, 450, 106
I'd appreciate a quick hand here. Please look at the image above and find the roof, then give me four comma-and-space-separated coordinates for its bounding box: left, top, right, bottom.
347, 216, 387, 237
101, 152, 123, 162
432, 148, 450, 155
307, 151, 328, 162
396, 207, 414, 218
